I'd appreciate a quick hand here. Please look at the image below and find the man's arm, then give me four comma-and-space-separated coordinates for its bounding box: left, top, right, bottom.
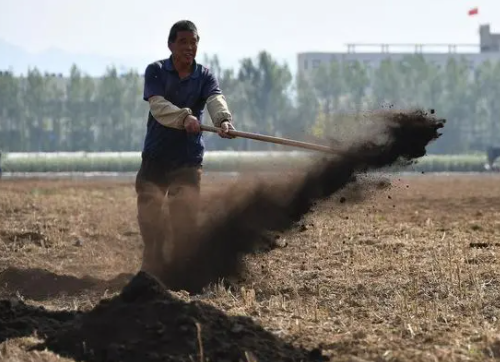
202, 70, 233, 128
143, 62, 192, 129
148, 96, 192, 130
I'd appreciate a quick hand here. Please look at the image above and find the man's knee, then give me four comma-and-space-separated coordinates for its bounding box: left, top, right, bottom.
136, 179, 167, 232
167, 166, 202, 199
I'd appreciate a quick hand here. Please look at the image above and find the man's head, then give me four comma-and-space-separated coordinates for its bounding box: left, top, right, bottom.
168, 20, 199, 66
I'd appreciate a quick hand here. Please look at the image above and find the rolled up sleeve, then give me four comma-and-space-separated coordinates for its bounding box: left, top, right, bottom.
202, 70, 232, 127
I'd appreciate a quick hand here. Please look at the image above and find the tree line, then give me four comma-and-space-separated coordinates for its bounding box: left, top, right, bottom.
0, 51, 499, 154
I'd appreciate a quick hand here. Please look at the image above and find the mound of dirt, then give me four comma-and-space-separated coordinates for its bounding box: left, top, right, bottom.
3, 272, 323, 362
0, 298, 77, 342
161, 109, 445, 293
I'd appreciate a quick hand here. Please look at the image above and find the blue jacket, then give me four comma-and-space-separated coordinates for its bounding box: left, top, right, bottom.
142, 57, 222, 168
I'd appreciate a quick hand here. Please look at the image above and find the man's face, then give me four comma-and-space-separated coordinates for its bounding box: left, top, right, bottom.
170, 31, 198, 65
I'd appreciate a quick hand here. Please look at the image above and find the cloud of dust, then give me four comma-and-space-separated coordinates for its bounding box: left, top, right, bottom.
159, 109, 445, 293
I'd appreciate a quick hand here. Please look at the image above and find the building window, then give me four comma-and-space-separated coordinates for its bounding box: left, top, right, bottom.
304, 60, 308, 70
312, 59, 321, 68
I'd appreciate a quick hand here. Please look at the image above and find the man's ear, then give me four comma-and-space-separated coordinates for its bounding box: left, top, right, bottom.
168, 42, 173, 52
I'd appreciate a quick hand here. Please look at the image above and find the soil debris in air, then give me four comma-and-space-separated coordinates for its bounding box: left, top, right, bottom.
160, 108, 445, 293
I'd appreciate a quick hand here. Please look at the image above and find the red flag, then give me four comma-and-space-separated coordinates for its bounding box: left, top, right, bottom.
468, 7, 479, 16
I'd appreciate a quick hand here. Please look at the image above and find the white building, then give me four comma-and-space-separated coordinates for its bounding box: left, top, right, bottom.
297, 24, 500, 75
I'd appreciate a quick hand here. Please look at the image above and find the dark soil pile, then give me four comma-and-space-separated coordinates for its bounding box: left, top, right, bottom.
6, 272, 323, 362
0, 298, 77, 342
164, 109, 445, 292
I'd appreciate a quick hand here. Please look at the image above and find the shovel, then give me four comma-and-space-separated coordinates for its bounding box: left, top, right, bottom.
201, 125, 340, 155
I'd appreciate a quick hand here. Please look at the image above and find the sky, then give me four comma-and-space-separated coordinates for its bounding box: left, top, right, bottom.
0, 0, 499, 73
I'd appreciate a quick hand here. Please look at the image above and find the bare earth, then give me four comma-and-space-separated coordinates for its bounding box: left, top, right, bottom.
1, 174, 500, 362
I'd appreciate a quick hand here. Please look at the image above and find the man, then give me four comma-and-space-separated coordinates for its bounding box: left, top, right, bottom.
136, 20, 235, 279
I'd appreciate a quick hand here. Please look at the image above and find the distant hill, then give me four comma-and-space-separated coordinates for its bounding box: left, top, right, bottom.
0, 38, 297, 78
0, 39, 154, 77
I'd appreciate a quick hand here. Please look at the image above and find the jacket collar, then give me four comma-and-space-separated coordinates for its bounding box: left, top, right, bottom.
165, 56, 200, 79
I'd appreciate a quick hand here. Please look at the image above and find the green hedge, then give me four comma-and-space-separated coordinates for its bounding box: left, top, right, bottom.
0, 152, 314, 173
391, 154, 489, 173
0, 152, 490, 173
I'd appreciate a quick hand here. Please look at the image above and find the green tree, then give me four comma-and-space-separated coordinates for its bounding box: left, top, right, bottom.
43, 73, 65, 151
342, 60, 370, 112
202, 54, 252, 151
473, 60, 500, 148
371, 59, 403, 107
95, 66, 125, 151
311, 60, 343, 118
437, 58, 475, 153
397, 54, 439, 107
4, 51, 500, 155
66, 65, 97, 151
23, 68, 50, 151
237, 51, 293, 149
120, 69, 147, 150
0, 71, 21, 151
292, 73, 319, 137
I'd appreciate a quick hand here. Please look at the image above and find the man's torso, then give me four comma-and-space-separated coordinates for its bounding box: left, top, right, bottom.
142, 57, 215, 167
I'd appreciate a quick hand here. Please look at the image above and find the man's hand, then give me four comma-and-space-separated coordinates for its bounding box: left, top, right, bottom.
184, 115, 200, 133
218, 120, 235, 139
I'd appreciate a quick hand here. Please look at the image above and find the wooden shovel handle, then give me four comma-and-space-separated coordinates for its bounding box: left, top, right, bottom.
200, 125, 340, 155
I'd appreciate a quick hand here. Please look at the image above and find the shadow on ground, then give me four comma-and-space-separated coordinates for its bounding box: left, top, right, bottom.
0, 266, 133, 301
0, 272, 326, 362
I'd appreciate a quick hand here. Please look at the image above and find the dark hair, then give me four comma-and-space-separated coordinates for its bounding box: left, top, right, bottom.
168, 20, 199, 44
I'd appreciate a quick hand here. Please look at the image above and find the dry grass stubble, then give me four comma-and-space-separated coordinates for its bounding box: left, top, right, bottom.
1, 175, 500, 361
